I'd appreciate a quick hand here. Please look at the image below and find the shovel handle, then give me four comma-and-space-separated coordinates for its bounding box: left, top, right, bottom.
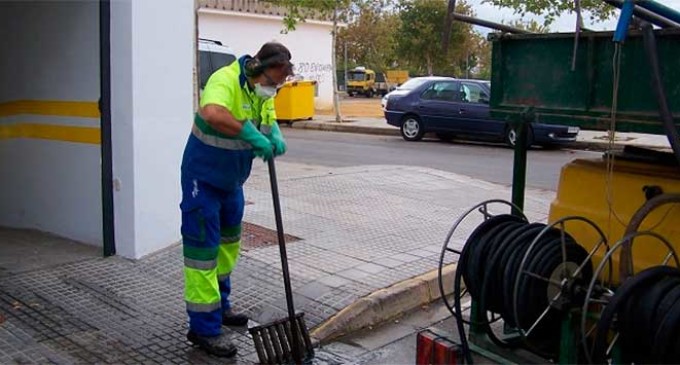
267, 157, 302, 364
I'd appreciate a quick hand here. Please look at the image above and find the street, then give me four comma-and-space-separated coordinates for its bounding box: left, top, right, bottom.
280, 128, 601, 191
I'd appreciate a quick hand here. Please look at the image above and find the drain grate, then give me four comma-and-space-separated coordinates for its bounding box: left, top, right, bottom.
242, 222, 300, 251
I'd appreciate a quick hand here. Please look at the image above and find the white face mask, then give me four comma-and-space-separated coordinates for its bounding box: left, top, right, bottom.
255, 83, 277, 99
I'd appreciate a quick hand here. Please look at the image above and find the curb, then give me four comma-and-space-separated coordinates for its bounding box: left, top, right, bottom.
285, 121, 400, 137
284, 121, 666, 152
563, 141, 619, 152
309, 264, 457, 344
564, 140, 666, 152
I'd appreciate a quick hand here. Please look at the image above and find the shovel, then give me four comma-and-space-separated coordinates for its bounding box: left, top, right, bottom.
248, 157, 314, 364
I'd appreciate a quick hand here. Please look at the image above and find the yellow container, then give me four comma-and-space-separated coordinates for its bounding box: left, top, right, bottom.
549, 158, 680, 284
274, 80, 316, 121
386, 70, 409, 85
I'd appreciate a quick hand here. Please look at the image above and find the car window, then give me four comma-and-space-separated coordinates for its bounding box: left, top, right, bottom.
421, 81, 459, 102
210, 52, 236, 71
348, 72, 366, 81
199, 50, 212, 89
397, 78, 428, 90
460, 82, 489, 104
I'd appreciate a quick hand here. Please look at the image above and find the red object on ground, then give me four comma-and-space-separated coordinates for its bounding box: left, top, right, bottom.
416, 330, 463, 364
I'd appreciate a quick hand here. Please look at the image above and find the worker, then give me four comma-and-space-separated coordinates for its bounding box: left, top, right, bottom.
180, 42, 292, 357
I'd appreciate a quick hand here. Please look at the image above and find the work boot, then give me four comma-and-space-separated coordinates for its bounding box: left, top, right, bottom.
222, 309, 249, 327
187, 331, 238, 358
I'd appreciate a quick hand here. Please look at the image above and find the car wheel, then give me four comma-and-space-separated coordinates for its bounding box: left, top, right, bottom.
401, 115, 425, 141
366, 90, 374, 98
348, 92, 354, 97
436, 133, 455, 142
505, 126, 533, 148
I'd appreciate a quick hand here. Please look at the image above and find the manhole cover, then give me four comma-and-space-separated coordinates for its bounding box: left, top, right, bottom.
242, 222, 300, 251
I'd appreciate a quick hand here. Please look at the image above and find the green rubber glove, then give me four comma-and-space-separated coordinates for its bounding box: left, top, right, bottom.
267, 122, 287, 156
238, 120, 273, 161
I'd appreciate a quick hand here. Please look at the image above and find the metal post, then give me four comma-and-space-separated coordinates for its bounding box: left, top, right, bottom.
603, 0, 680, 28
511, 110, 532, 216
452, 13, 532, 34
267, 159, 302, 364
344, 42, 348, 92
637, 0, 680, 25
99, 0, 115, 257
559, 311, 578, 364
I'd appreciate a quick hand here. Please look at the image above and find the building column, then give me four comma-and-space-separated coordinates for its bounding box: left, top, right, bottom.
111, 0, 195, 258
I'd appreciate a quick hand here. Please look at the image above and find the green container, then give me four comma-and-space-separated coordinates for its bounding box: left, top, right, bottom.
489, 29, 680, 135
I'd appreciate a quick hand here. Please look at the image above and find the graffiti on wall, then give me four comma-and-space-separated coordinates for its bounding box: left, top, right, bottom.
294, 62, 333, 84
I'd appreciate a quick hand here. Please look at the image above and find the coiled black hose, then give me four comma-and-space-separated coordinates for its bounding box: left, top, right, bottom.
455, 215, 594, 362
454, 214, 518, 364
592, 266, 680, 364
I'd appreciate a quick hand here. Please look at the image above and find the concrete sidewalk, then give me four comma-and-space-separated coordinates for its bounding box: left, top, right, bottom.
0, 161, 553, 364
292, 115, 671, 151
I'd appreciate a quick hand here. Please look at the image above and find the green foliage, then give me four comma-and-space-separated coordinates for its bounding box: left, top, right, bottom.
395, 0, 474, 76
461, 32, 491, 80
336, 6, 401, 72
266, 0, 495, 79
263, 0, 395, 32
505, 19, 551, 33
481, 0, 615, 27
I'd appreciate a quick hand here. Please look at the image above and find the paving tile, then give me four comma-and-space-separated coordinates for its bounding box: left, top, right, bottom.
336, 268, 372, 281
0, 162, 553, 364
388, 253, 421, 263
372, 257, 404, 268
316, 275, 353, 288
406, 248, 436, 258
297, 281, 334, 300
354, 262, 388, 274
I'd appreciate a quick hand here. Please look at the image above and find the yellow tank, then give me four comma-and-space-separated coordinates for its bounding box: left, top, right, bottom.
274, 80, 316, 121
386, 70, 409, 85
549, 158, 680, 284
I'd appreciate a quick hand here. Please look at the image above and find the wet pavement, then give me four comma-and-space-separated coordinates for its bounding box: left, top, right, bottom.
0, 161, 552, 363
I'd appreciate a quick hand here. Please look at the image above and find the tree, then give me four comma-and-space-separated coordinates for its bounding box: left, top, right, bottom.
481, 0, 615, 27
265, 0, 393, 122
336, 6, 400, 72
505, 19, 551, 33
464, 32, 491, 80
396, 0, 474, 76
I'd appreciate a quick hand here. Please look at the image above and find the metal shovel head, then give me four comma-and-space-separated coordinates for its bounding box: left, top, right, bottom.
249, 312, 314, 364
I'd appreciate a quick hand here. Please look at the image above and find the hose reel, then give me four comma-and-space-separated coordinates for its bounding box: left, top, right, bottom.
439, 196, 680, 364
580, 194, 680, 364
582, 231, 680, 364
439, 200, 607, 362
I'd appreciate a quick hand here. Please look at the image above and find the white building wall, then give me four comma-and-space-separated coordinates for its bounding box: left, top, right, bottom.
198, 9, 335, 110
111, 0, 137, 257
111, 0, 195, 258
0, 1, 102, 245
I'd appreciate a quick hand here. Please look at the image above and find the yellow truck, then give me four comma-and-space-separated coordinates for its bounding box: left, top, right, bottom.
346, 67, 409, 97
346, 67, 378, 97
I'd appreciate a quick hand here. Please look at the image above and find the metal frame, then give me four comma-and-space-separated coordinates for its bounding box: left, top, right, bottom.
99, 0, 115, 257
439, 200, 543, 364
439, 199, 527, 317
511, 216, 610, 344
581, 230, 680, 364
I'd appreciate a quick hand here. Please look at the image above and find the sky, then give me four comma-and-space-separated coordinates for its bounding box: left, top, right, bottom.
467, 0, 680, 34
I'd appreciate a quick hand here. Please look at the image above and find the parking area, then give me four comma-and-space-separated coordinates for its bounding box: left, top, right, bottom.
316, 96, 384, 118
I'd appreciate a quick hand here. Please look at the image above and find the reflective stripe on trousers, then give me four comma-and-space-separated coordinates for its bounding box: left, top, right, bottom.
180, 176, 245, 336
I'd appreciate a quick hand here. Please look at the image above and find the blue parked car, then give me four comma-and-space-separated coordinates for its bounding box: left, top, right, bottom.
384, 77, 579, 147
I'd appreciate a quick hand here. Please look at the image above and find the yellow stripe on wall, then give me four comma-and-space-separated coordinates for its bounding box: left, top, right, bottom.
0, 100, 100, 118
0, 123, 101, 144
